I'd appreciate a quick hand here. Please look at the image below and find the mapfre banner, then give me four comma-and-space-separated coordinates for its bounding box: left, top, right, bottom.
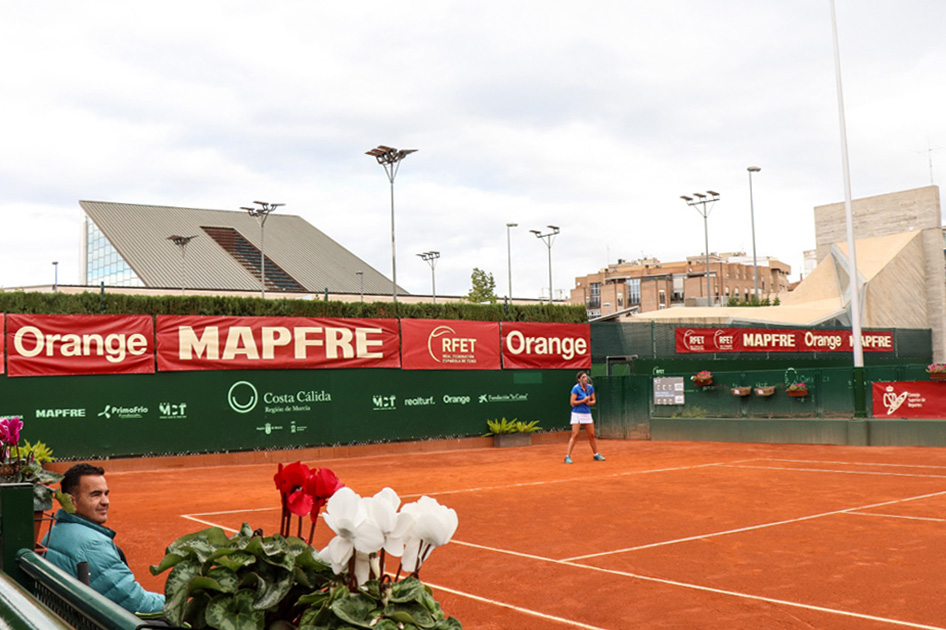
501, 322, 590, 370
872, 382, 946, 419
401, 319, 500, 370
675, 327, 895, 353
6, 314, 155, 377
156, 316, 401, 371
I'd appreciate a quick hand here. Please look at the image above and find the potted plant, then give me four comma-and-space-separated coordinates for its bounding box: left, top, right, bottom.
927, 364, 946, 380
149, 462, 462, 630
786, 382, 809, 397
731, 386, 751, 396
691, 370, 713, 386
0, 417, 68, 544
483, 418, 541, 448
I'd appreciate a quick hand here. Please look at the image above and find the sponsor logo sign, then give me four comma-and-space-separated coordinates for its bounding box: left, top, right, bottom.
675, 327, 895, 354
35, 408, 87, 419
372, 395, 397, 411
400, 319, 501, 370
477, 393, 528, 403
500, 322, 591, 369
227, 380, 332, 415
7, 314, 155, 377
157, 316, 401, 371
872, 382, 946, 419
97, 405, 148, 420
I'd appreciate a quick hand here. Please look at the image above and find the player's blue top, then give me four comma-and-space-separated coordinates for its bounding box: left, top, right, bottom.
571, 383, 594, 414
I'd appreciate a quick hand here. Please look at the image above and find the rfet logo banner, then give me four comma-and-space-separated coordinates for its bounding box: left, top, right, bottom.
675, 327, 895, 353
401, 319, 501, 370
872, 382, 946, 419
6, 314, 155, 377
501, 322, 590, 369
156, 316, 401, 371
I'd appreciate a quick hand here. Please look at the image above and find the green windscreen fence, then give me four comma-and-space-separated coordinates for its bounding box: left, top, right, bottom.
0, 369, 577, 460
593, 363, 933, 438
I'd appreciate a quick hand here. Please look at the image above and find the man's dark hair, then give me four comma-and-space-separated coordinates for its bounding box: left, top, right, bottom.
61, 463, 106, 495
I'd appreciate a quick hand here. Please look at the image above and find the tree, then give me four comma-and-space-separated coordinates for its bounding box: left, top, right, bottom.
467, 268, 498, 304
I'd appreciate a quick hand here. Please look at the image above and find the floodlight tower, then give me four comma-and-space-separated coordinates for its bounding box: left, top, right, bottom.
530, 226, 560, 303
167, 235, 198, 295
417, 251, 440, 303
241, 201, 284, 299
366, 145, 418, 304
680, 191, 720, 306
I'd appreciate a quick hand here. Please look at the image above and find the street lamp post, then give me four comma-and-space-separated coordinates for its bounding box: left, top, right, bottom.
241, 201, 284, 299
355, 271, 364, 303
530, 226, 560, 303
52, 261, 58, 292
747, 166, 761, 302
366, 145, 417, 304
680, 192, 720, 306
506, 222, 517, 300
417, 251, 440, 304
167, 235, 198, 295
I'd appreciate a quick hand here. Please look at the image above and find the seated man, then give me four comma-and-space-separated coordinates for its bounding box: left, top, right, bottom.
43, 463, 165, 614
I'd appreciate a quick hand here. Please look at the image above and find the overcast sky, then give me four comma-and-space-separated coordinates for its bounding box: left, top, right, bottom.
2, 1, 944, 300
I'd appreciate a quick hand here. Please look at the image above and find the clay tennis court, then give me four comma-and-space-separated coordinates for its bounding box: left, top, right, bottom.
89, 438, 946, 629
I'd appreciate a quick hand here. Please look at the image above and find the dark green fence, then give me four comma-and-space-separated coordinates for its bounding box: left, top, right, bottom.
0, 369, 576, 459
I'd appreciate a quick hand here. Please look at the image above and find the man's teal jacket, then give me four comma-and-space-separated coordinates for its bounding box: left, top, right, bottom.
42, 509, 165, 614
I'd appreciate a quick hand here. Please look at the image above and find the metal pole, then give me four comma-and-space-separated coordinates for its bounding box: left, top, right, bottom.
748, 166, 761, 302
52, 262, 58, 292
356, 271, 364, 302
389, 180, 397, 303
547, 242, 553, 303
260, 221, 266, 299
506, 222, 517, 299
830, 0, 864, 368
703, 213, 710, 305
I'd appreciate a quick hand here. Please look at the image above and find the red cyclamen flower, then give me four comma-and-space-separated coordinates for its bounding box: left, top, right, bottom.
306, 467, 344, 522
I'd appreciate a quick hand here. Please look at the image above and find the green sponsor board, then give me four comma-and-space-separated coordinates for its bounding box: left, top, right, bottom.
0, 369, 575, 459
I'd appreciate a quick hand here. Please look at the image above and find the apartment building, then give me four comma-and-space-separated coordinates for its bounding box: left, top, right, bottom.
570, 253, 791, 319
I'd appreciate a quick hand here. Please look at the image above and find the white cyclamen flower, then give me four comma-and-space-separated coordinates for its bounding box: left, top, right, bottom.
318, 488, 384, 574
365, 487, 410, 557
399, 496, 458, 573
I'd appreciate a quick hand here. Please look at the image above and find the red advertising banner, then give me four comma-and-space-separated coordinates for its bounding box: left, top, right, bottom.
501, 322, 591, 370
156, 316, 401, 371
6, 314, 155, 377
872, 382, 946, 419
675, 327, 895, 354
400, 319, 500, 370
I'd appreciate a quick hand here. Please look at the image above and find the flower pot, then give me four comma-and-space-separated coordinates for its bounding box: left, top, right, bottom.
786, 390, 808, 397
929, 372, 946, 381
694, 379, 713, 387
493, 433, 532, 448
754, 386, 776, 397
731, 387, 751, 397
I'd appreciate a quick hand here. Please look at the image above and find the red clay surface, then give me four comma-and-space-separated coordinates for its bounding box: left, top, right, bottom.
92, 439, 946, 629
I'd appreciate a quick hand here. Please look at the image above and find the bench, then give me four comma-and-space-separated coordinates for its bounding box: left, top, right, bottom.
0, 567, 73, 630
15, 549, 168, 630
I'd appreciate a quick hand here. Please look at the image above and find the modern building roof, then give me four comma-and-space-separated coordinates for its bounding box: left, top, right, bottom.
80, 201, 405, 295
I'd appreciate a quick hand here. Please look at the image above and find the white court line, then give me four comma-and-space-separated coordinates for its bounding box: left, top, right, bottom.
725, 463, 946, 479
180, 515, 240, 533
425, 581, 610, 630
768, 458, 946, 470
563, 488, 946, 561
847, 511, 946, 523
448, 538, 946, 630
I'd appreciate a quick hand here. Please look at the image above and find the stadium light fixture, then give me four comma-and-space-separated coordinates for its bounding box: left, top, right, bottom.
241, 201, 284, 299
681, 191, 720, 306
366, 145, 417, 304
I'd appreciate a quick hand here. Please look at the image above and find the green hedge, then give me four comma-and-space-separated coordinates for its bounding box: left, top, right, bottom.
0, 291, 588, 322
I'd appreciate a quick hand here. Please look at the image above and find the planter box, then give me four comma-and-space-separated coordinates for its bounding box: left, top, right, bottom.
731, 387, 751, 397
754, 386, 776, 397
493, 433, 532, 448
930, 373, 946, 381
786, 390, 808, 397
694, 379, 713, 387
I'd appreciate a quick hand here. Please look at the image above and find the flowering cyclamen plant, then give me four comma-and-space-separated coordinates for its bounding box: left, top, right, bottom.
0, 416, 64, 512
786, 382, 808, 392
927, 363, 946, 374
273, 461, 344, 543
152, 463, 463, 629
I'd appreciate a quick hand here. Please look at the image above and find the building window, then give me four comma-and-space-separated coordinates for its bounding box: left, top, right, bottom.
85, 219, 144, 287
658, 289, 666, 309
589, 282, 601, 309
628, 278, 641, 304
617, 292, 623, 308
